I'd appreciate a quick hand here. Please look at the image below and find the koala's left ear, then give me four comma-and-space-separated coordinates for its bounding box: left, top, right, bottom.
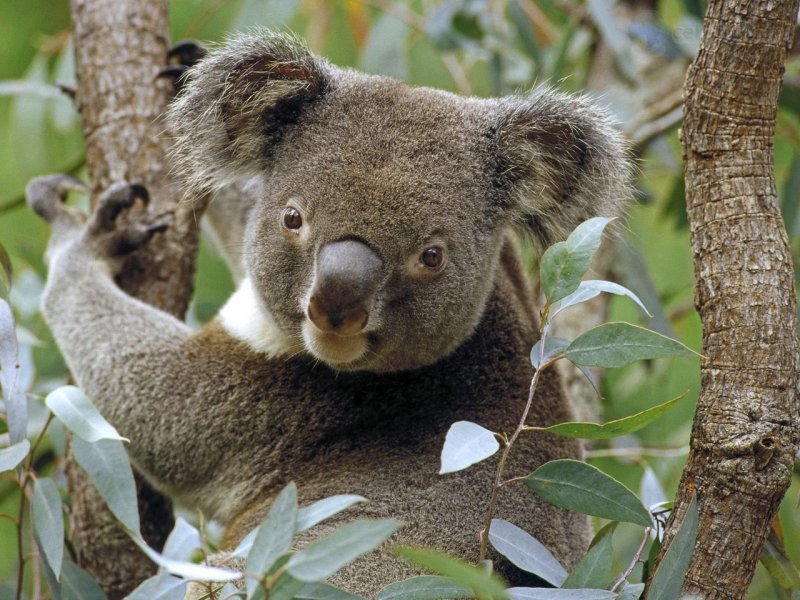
168, 31, 328, 196
495, 89, 632, 247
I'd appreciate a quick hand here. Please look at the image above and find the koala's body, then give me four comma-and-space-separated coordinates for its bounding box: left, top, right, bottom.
30, 32, 630, 594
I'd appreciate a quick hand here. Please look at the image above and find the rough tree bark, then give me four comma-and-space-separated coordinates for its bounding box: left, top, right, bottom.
647, 2, 799, 599
66, 0, 205, 596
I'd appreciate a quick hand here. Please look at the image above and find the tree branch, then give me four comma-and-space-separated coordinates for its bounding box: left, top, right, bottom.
68, 0, 206, 596
646, 2, 800, 598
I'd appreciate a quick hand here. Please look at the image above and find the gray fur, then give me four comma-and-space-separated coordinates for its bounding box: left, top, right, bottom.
31, 31, 631, 596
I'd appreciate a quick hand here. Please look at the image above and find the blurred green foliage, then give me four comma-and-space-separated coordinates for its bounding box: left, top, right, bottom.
1, 0, 799, 598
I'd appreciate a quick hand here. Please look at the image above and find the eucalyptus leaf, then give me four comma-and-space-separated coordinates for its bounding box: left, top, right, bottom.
527, 393, 688, 440
530, 337, 570, 370
61, 561, 108, 600
524, 460, 652, 527
565, 323, 697, 368
360, 12, 409, 80
296, 494, 367, 533
507, 589, 615, 600
0, 439, 29, 472
540, 217, 614, 304
553, 280, 652, 320
377, 575, 474, 600
124, 573, 187, 600
287, 519, 400, 582
246, 482, 298, 595
648, 496, 698, 600
45, 385, 128, 443
487, 519, 567, 586
640, 467, 667, 514
561, 524, 613, 589
293, 581, 367, 600
394, 547, 508, 600
0, 298, 26, 445
616, 583, 644, 600
71, 437, 140, 533
0, 243, 11, 300
131, 536, 240, 582
439, 421, 500, 474
33, 478, 64, 579
161, 517, 201, 562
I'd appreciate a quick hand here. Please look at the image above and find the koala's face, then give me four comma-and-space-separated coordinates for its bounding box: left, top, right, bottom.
245, 81, 509, 372
169, 33, 629, 373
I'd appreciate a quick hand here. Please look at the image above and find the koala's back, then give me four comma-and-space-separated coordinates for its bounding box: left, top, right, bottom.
167, 240, 588, 593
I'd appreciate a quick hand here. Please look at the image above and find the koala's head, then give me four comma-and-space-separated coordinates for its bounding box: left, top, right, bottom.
169, 32, 630, 373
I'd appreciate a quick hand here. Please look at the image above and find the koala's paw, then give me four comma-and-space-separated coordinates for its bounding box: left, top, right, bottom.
158, 40, 207, 93
27, 174, 88, 228
88, 183, 171, 257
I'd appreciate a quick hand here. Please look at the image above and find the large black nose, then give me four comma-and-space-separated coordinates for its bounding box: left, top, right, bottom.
307, 239, 382, 336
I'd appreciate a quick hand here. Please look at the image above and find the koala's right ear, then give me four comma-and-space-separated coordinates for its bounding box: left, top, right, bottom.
168, 31, 327, 195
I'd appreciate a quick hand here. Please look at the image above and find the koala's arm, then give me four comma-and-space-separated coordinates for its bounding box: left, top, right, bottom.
28, 176, 192, 428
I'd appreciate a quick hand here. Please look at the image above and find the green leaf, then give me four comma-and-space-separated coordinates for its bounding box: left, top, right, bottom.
246, 482, 298, 595
125, 573, 188, 600
360, 12, 409, 80
33, 478, 64, 579
61, 561, 108, 600
71, 437, 140, 533
377, 576, 475, 600
487, 519, 567, 586
287, 519, 400, 582
161, 517, 201, 561
639, 467, 667, 513
530, 337, 570, 370
616, 582, 644, 600
0, 439, 29, 472
0, 298, 26, 445
296, 494, 367, 533
507, 589, 615, 600
131, 535, 240, 582
553, 280, 652, 320
524, 460, 652, 527
439, 421, 500, 474
648, 495, 698, 600
293, 581, 367, 600
561, 523, 613, 589
0, 242, 12, 300
45, 385, 128, 443
565, 323, 697, 368
780, 151, 800, 236
395, 547, 509, 600
528, 393, 688, 440
540, 217, 614, 304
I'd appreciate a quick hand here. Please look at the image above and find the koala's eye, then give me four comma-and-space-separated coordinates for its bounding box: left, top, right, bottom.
420, 246, 446, 270
282, 207, 303, 230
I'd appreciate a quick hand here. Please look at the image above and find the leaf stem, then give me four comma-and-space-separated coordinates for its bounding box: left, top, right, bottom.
610, 526, 651, 592
479, 323, 549, 561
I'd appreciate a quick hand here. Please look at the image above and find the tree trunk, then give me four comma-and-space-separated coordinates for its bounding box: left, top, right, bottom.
67, 0, 205, 596
647, 2, 799, 599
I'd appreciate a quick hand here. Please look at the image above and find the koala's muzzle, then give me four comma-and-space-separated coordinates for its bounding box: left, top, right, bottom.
308, 240, 382, 336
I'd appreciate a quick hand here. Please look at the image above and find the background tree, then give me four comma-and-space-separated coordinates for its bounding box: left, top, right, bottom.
648, 1, 800, 599
1, 0, 799, 598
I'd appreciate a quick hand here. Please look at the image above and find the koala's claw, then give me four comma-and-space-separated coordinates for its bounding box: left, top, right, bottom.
159, 40, 207, 92
90, 183, 170, 256
26, 174, 88, 226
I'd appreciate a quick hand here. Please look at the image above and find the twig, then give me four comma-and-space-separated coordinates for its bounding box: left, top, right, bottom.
478, 324, 552, 560
611, 526, 651, 592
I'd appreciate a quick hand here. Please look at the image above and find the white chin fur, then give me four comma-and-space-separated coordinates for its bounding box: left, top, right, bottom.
302, 320, 368, 367
218, 278, 296, 358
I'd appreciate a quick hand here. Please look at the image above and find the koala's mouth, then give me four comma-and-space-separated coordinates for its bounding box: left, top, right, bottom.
301, 320, 369, 368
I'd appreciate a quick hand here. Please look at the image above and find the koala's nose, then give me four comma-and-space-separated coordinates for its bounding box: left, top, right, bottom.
308, 239, 382, 336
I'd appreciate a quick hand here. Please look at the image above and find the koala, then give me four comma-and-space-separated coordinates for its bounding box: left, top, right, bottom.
29, 32, 630, 595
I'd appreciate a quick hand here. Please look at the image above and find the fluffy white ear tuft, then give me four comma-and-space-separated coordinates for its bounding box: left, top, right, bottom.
496, 88, 633, 247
